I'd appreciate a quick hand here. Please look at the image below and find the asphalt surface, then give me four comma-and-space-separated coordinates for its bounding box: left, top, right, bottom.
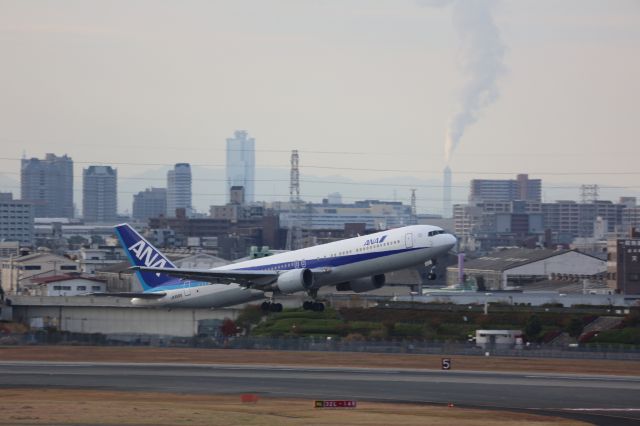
0, 361, 639, 425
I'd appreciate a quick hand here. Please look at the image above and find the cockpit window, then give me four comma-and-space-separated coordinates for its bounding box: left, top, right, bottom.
428, 230, 445, 237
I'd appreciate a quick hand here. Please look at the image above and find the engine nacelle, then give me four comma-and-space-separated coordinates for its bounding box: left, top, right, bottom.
335, 274, 386, 293
275, 268, 314, 294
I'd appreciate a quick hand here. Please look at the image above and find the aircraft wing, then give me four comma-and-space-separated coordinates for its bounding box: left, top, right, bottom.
133, 266, 280, 287
87, 292, 166, 299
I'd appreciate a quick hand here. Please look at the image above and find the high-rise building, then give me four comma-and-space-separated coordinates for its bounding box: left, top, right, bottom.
133, 188, 167, 221
226, 130, 255, 203
83, 166, 117, 223
0, 193, 34, 245
21, 153, 74, 218
470, 174, 541, 203
167, 163, 192, 217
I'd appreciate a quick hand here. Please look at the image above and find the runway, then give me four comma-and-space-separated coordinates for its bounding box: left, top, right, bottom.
0, 361, 639, 425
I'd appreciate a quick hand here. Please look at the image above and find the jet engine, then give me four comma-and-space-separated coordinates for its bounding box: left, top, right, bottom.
275, 268, 314, 294
335, 274, 386, 293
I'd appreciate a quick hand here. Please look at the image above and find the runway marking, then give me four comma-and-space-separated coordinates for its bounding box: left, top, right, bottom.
525, 375, 640, 382
561, 408, 640, 412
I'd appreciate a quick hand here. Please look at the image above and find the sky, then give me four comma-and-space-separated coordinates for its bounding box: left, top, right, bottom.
1, 0, 639, 215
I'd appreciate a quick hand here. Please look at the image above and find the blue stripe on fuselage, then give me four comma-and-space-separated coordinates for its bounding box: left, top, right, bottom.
237, 246, 421, 272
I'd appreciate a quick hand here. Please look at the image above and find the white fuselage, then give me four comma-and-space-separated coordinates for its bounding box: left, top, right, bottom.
136, 225, 455, 308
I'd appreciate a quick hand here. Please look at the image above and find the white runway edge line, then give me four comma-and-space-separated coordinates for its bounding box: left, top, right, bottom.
561, 408, 640, 412
525, 375, 640, 382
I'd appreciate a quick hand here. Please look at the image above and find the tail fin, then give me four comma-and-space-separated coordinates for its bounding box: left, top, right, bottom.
114, 223, 177, 291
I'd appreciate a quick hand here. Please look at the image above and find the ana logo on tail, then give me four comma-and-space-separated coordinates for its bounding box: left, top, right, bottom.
128, 240, 168, 276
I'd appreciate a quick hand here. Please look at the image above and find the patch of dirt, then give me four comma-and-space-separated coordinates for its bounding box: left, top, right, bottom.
0, 389, 587, 425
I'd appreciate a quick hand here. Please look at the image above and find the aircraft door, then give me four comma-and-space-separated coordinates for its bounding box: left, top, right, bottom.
405, 233, 414, 248
183, 283, 191, 297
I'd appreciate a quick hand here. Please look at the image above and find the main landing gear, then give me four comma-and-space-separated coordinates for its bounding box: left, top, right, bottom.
302, 300, 325, 312
261, 301, 283, 312
427, 259, 438, 281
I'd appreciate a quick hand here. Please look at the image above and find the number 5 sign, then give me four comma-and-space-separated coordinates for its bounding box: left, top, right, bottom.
441, 358, 452, 370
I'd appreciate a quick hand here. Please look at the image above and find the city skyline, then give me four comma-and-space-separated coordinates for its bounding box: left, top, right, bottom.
3, 152, 640, 217
0, 1, 639, 214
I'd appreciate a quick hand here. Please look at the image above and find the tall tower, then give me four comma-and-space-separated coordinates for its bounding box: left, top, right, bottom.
410, 188, 417, 223
167, 163, 192, 217
286, 150, 302, 250
83, 165, 117, 223
21, 153, 74, 218
226, 130, 255, 203
443, 166, 452, 218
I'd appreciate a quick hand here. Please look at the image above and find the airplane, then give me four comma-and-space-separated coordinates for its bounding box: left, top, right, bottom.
107, 223, 456, 311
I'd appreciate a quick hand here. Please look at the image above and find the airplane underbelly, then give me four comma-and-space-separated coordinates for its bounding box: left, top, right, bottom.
322, 247, 433, 284
163, 286, 264, 309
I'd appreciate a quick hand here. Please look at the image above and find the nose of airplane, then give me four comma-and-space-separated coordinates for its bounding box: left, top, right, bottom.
442, 233, 457, 250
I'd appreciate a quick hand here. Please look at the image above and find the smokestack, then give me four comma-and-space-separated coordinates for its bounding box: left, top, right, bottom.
443, 166, 452, 218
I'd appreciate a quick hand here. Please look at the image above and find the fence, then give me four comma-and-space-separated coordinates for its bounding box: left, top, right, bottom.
1, 332, 639, 360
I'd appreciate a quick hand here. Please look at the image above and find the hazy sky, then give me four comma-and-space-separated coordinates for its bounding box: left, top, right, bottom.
1, 0, 639, 213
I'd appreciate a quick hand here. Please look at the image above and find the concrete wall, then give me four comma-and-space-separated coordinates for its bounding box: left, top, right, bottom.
409, 291, 633, 308
11, 300, 242, 338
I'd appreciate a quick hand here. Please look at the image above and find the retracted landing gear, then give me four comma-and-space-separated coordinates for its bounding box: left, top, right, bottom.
261, 300, 283, 313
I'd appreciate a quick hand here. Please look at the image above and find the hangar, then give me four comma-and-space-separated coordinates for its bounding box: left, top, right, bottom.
446, 248, 606, 291
6, 295, 245, 340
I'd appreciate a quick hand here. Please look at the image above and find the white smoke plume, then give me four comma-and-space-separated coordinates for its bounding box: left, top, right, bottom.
422, 0, 506, 164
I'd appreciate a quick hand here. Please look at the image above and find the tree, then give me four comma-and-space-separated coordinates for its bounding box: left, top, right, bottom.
220, 318, 239, 338
524, 315, 542, 340
566, 317, 584, 338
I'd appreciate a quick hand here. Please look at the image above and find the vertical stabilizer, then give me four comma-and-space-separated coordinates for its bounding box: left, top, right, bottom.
114, 224, 176, 290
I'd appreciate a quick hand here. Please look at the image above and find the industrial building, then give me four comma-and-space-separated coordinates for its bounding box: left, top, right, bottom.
6, 295, 243, 339
447, 248, 606, 291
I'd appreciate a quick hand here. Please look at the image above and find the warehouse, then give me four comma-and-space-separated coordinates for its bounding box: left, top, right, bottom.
447, 248, 606, 291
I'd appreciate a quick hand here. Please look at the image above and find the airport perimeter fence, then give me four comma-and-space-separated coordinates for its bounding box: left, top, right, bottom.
224, 336, 640, 361
2, 332, 640, 361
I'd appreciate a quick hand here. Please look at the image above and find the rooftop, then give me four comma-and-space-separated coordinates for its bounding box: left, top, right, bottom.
461, 248, 571, 272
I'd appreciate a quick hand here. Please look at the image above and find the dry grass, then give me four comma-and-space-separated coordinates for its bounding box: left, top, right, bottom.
0, 389, 587, 426
0, 345, 638, 376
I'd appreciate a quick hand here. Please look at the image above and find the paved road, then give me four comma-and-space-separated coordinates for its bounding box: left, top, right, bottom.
0, 362, 639, 425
